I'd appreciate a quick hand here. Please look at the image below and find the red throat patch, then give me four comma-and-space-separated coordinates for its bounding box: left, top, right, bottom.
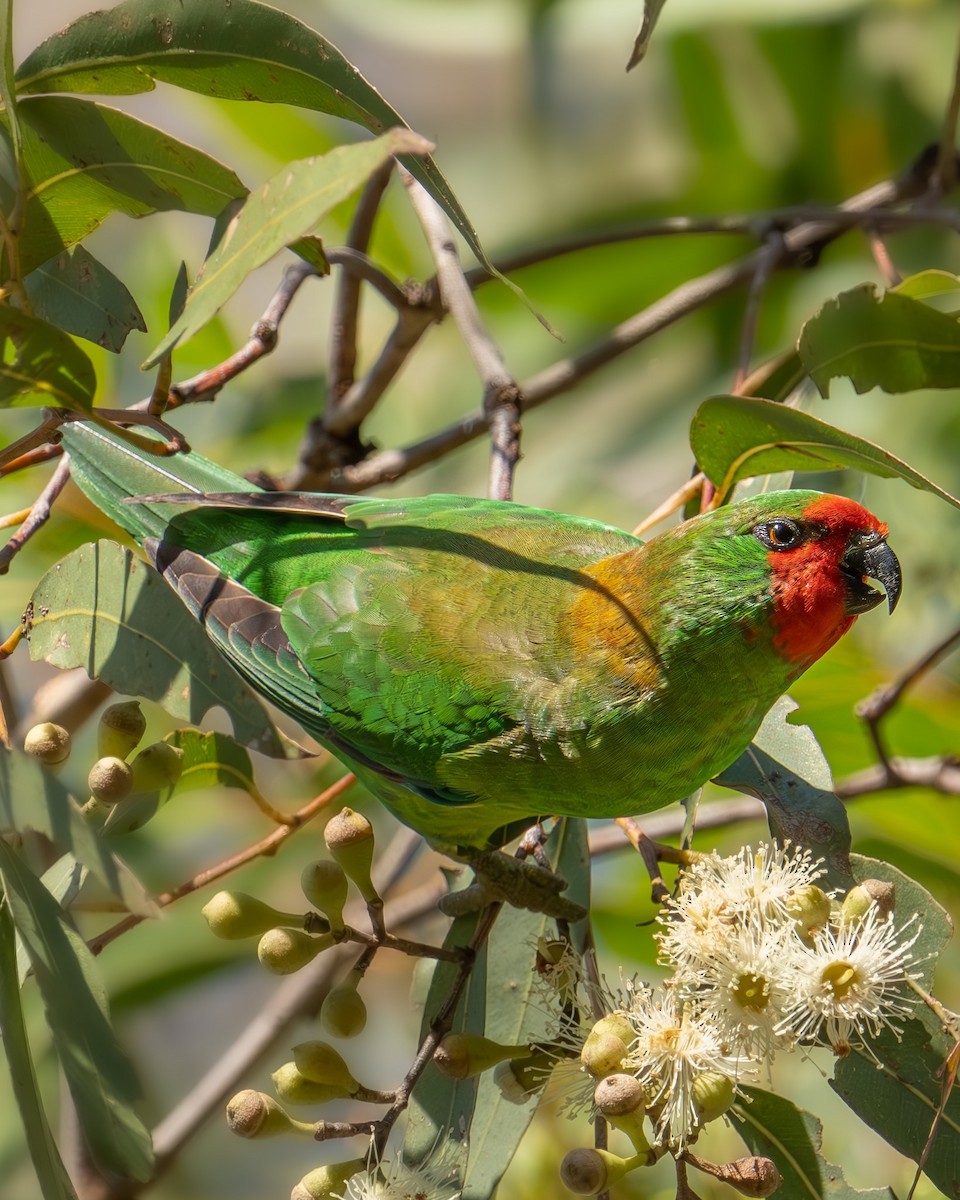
767, 495, 888, 667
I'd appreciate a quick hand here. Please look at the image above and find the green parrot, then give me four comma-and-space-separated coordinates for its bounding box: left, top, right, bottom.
58, 418, 900, 854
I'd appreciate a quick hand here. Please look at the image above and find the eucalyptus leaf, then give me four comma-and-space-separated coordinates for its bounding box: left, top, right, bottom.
25, 245, 146, 352
799, 282, 960, 395
16, 854, 86, 985
0, 891, 78, 1200
10, 95, 247, 276
144, 127, 431, 365
0, 839, 154, 1182
16, 0, 497, 282
0, 746, 152, 914
736, 1086, 894, 1200
691, 395, 960, 509
27, 540, 282, 755
0, 306, 95, 409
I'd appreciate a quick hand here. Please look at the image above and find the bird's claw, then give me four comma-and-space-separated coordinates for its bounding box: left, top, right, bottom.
439, 847, 587, 921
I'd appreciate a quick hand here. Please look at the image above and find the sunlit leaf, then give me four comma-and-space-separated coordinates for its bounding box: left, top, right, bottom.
691, 395, 960, 509
144, 127, 431, 365
16, 855, 86, 985
0, 839, 154, 1182
25, 245, 146, 352
16, 0, 495, 279
799, 282, 960, 395
0, 307, 95, 409
27, 540, 282, 755
736, 1087, 894, 1200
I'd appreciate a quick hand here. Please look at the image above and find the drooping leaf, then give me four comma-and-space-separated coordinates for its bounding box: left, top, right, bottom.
26, 540, 282, 755
798, 282, 960, 396
0, 839, 154, 1182
25, 245, 146, 352
0, 888, 78, 1200
16, 854, 86, 985
713, 697, 853, 889
0, 307, 95, 409
404, 820, 591, 1200
16, 0, 495, 279
7, 95, 247, 276
0, 746, 151, 914
735, 1086, 894, 1200
144, 127, 431, 365
691, 395, 960, 509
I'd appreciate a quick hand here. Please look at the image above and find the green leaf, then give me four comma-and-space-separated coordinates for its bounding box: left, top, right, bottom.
25, 245, 146, 352
11, 95, 247, 276
404, 820, 591, 1200
713, 697, 853, 890
832, 1005, 960, 1198
144, 127, 431, 365
0, 307, 95, 409
0, 839, 154, 1182
0, 746, 151, 914
26, 540, 282, 756
0, 888, 78, 1200
735, 1086, 894, 1200
103, 728, 260, 836
16, 855, 87, 985
16, 0, 496, 282
892, 268, 960, 309
691, 395, 960, 509
799, 282, 960, 395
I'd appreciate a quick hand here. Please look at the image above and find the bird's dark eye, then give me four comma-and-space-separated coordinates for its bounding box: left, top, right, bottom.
755, 518, 803, 551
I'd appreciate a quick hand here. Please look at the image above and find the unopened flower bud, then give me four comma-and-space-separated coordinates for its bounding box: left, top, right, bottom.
225, 1089, 314, 1138
257, 927, 334, 975
320, 967, 367, 1038
292, 1041, 359, 1093
594, 1074, 653, 1156
87, 756, 134, 805
97, 701, 146, 761
692, 1071, 736, 1125
291, 1159, 367, 1200
493, 1050, 553, 1102
23, 722, 71, 767
434, 1032, 530, 1080
271, 1061, 354, 1106
841, 880, 896, 925
785, 884, 832, 938
710, 1156, 783, 1197
559, 1147, 645, 1195
323, 808, 378, 902
581, 1025, 630, 1079
129, 742, 183, 794
300, 860, 348, 932
202, 891, 305, 940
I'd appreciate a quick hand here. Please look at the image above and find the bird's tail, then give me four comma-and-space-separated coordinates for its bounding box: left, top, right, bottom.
60, 418, 259, 545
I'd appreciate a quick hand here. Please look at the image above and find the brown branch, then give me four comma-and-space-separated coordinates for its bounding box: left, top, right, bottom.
0, 454, 72, 575
834, 755, 960, 799
403, 169, 523, 500
732, 229, 784, 392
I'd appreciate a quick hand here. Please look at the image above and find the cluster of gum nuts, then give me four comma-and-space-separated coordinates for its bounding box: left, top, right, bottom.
23, 702, 184, 815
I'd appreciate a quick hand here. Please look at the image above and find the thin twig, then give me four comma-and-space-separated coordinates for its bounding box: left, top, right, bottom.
732, 229, 784, 392
934, 22, 960, 194
403, 170, 523, 501
0, 455, 72, 575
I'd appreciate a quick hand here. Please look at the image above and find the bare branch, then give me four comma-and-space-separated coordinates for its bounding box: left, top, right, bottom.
732, 229, 784, 392
0, 454, 71, 575
934, 22, 960, 194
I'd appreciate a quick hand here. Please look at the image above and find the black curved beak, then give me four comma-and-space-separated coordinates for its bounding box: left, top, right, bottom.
841, 532, 902, 615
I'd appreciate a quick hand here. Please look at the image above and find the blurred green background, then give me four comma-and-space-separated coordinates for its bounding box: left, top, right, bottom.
2, 1, 959, 1197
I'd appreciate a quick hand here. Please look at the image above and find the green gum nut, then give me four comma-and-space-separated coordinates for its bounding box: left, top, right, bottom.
225, 1089, 314, 1138
290, 1159, 367, 1200
320, 967, 367, 1038
785, 884, 833, 938
692, 1071, 736, 1125
300, 860, 349, 932
271, 1061, 354, 1106
323, 808, 378, 902
257, 927, 334, 975
87, 757, 134, 806
201, 891, 306, 940
559, 1147, 647, 1195
129, 742, 184, 794
594, 1073, 654, 1158
97, 701, 146, 761
434, 1032, 531, 1080
23, 722, 71, 767
291, 1041, 359, 1093
493, 1050, 554, 1103
841, 879, 896, 924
